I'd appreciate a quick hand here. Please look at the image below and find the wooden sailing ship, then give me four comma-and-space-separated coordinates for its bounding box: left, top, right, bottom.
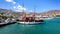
18, 12, 44, 24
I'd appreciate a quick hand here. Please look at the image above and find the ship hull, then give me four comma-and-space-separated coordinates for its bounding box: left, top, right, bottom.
17, 22, 44, 25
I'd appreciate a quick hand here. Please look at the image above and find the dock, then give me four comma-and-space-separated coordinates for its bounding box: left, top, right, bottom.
0, 22, 16, 27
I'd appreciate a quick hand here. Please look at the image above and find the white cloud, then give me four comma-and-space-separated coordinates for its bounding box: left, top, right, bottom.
12, 1, 16, 4
13, 5, 26, 12
17, 5, 26, 10
29, 10, 33, 12
5, 0, 13, 2
5, 0, 27, 12
5, 0, 16, 4
13, 6, 16, 8
18, 5, 22, 7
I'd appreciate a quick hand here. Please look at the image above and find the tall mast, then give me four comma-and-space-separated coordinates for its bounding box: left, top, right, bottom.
33, 6, 36, 16
34, 6, 36, 22
54, 11, 56, 17
22, 0, 24, 12
22, 0, 26, 18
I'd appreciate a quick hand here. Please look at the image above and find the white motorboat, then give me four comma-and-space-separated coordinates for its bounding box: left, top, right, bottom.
5, 18, 15, 23
41, 16, 54, 20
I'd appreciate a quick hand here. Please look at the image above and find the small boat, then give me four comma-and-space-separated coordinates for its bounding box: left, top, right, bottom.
5, 18, 15, 23
41, 16, 54, 20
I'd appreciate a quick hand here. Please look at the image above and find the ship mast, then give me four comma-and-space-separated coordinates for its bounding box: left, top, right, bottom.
54, 11, 56, 17
34, 6, 36, 22
21, 0, 26, 23
22, 0, 25, 17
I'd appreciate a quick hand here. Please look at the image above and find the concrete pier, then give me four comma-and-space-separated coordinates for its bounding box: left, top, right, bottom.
0, 22, 16, 27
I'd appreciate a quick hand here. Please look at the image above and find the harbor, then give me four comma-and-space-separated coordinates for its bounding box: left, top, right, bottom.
0, 18, 60, 34
0, 14, 16, 27
0, 0, 60, 34
0, 11, 59, 26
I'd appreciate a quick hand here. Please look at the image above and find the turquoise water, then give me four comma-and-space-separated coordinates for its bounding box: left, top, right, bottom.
0, 18, 60, 34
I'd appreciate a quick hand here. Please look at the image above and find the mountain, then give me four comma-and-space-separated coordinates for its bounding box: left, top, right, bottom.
0, 8, 22, 18
39, 10, 60, 17
0, 8, 60, 17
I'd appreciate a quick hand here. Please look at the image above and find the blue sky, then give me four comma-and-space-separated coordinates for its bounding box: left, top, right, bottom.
0, 0, 60, 12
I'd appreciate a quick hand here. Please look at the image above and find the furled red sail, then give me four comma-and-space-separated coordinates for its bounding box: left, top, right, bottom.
32, 13, 35, 17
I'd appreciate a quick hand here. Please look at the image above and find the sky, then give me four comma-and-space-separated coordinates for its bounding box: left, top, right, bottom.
0, 0, 60, 12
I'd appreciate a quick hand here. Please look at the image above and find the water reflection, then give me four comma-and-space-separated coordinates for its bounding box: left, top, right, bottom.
17, 23, 45, 34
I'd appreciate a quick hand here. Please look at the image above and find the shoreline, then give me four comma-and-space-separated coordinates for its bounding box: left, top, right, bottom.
0, 22, 16, 27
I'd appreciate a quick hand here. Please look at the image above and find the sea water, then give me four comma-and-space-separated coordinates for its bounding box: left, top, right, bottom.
0, 18, 60, 34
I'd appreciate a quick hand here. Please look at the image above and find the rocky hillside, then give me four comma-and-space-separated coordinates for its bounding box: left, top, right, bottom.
39, 10, 60, 17
0, 8, 60, 17
0, 8, 23, 18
